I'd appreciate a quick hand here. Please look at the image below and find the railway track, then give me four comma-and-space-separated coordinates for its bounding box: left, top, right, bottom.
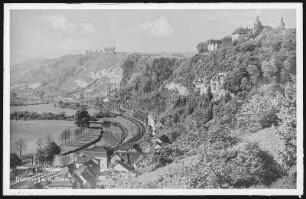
111, 113, 146, 151
55, 105, 146, 161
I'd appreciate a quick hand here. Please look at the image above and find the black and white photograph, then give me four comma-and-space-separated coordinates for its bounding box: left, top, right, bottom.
3, 3, 303, 196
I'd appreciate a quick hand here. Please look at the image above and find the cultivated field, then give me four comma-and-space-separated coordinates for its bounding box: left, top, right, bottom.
10, 120, 77, 155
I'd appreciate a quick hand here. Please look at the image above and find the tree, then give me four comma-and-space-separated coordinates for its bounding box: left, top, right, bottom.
60, 129, 71, 145
35, 139, 61, 165
46, 141, 61, 158
224, 67, 249, 94
196, 42, 207, 54
74, 110, 90, 127
273, 76, 296, 169
10, 153, 22, 171
193, 141, 282, 188
38, 91, 45, 98
58, 100, 63, 108
247, 65, 260, 85
14, 138, 26, 157
74, 128, 82, 141
237, 94, 279, 130
11, 92, 17, 98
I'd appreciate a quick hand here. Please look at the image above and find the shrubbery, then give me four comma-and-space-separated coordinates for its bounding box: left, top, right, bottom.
191, 142, 282, 188
35, 138, 61, 165
112, 26, 297, 189
10, 111, 68, 120
273, 76, 296, 169
237, 94, 279, 130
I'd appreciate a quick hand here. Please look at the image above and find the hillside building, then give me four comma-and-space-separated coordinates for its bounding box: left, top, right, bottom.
252, 16, 263, 36
104, 46, 116, 54
231, 16, 263, 42
207, 39, 222, 51
231, 27, 251, 41
278, 16, 286, 31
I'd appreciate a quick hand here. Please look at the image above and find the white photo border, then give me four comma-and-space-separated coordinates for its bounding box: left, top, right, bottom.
3, 2, 303, 196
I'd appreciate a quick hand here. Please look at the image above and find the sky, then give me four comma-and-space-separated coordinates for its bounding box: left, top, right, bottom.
10, 9, 296, 64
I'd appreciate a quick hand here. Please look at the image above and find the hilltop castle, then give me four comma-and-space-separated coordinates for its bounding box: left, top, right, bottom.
278, 16, 286, 30
198, 16, 287, 54
252, 16, 263, 36
231, 16, 263, 42
231, 16, 286, 42
104, 46, 116, 54
85, 46, 116, 55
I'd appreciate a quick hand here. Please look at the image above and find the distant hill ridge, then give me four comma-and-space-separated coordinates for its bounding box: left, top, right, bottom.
11, 52, 129, 99
10, 52, 194, 101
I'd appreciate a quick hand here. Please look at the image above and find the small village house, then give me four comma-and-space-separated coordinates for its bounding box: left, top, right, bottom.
83, 146, 109, 172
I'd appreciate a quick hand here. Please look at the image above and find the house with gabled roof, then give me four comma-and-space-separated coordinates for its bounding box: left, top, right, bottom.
83, 146, 111, 172
152, 141, 170, 150
70, 164, 97, 188
113, 161, 134, 173
152, 134, 171, 145
231, 27, 251, 41
74, 155, 92, 168
109, 149, 145, 172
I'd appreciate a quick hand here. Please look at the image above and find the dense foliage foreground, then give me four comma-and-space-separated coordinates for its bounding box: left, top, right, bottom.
111, 26, 297, 188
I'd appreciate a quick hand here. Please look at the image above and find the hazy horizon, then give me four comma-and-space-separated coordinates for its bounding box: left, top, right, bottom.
10, 9, 296, 65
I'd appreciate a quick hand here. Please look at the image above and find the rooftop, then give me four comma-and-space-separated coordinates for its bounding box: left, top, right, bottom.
207, 39, 222, 44
84, 146, 108, 153
74, 165, 87, 176
75, 155, 92, 163
113, 161, 135, 172
152, 141, 170, 149
232, 27, 251, 34
115, 143, 135, 152
116, 151, 145, 165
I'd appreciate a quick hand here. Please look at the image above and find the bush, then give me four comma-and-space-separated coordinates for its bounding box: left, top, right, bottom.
273, 76, 296, 169
149, 146, 185, 171
224, 67, 249, 94
10, 153, 22, 171
193, 142, 282, 188
237, 94, 279, 130
213, 98, 241, 125
35, 140, 61, 164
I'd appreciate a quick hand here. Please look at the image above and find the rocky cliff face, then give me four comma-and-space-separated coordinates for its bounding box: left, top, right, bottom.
165, 82, 188, 96
193, 72, 227, 101
120, 53, 187, 93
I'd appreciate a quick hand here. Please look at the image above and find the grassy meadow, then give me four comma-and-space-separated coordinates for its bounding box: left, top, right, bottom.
10, 120, 77, 155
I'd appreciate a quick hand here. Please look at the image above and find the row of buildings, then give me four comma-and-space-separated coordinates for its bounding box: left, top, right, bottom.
85, 46, 116, 55
205, 16, 286, 52
51, 142, 146, 188
52, 129, 172, 188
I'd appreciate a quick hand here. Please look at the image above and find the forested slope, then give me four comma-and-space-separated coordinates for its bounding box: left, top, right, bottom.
115, 26, 297, 188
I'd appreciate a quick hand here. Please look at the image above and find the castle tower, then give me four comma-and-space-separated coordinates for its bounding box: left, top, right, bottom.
278, 16, 286, 30
253, 16, 263, 36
